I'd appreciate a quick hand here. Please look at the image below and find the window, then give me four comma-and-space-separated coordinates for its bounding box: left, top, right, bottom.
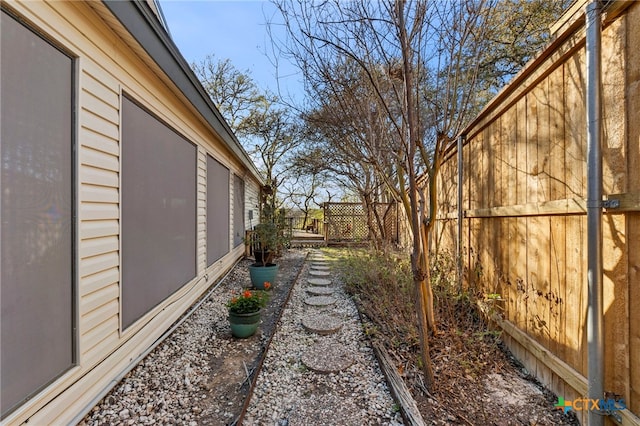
1, 10, 74, 417
233, 175, 245, 247
207, 156, 230, 264
121, 95, 196, 329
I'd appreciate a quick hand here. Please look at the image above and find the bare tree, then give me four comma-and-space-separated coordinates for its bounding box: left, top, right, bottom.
192, 54, 265, 134
271, 0, 511, 388
192, 55, 305, 205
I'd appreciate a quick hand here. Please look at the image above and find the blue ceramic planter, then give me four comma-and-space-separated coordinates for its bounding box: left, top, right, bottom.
228, 310, 261, 338
248, 263, 278, 289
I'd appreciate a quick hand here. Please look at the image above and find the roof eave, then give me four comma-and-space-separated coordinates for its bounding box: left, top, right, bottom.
102, 0, 264, 184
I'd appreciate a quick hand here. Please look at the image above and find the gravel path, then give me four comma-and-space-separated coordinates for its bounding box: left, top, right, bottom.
244, 250, 403, 425
78, 249, 403, 425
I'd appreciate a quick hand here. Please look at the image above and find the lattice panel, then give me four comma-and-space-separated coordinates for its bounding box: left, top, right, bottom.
324, 202, 398, 243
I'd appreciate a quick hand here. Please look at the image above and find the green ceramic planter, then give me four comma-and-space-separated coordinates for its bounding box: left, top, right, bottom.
228, 310, 261, 338
248, 263, 278, 289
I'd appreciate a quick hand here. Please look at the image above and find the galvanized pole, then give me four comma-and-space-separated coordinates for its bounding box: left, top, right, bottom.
586, 1, 604, 425
457, 135, 464, 293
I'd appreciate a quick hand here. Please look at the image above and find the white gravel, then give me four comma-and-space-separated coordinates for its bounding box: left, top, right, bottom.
78, 249, 404, 425
245, 250, 404, 425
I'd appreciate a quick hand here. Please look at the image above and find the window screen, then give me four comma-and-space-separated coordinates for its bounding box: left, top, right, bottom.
121, 96, 196, 329
233, 175, 245, 247
207, 156, 230, 265
1, 10, 74, 417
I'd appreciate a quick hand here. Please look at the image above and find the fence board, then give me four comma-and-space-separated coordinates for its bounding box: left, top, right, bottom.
432, 2, 640, 419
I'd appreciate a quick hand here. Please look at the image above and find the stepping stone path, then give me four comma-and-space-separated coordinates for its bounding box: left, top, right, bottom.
246, 248, 402, 424
306, 286, 334, 296
308, 277, 332, 286
304, 295, 337, 307
310, 265, 331, 271
301, 340, 355, 373
301, 313, 343, 335
302, 250, 355, 373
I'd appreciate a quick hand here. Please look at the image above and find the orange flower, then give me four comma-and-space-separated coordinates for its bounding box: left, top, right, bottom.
263, 281, 271, 290
243, 290, 252, 298
230, 297, 238, 304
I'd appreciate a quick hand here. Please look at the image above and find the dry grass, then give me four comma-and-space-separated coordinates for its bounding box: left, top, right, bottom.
331, 247, 578, 425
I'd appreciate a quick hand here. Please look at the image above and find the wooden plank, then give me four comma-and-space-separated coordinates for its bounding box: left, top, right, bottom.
503, 103, 518, 326
606, 192, 640, 212
524, 88, 540, 376
482, 124, 495, 293
602, 214, 629, 398
630, 215, 640, 416
485, 308, 640, 426
515, 97, 528, 338
601, 15, 627, 197
626, 4, 640, 415
465, 198, 586, 217
548, 64, 567, 365
372, 342, 426, 426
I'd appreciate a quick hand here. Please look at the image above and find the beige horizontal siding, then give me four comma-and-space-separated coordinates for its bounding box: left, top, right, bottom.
80, 268, 119, 296
246, 178, 260, 227
197, 148, 207, 273
80, 164, 119, 188
79, 252, 119, 279
82, 127, 119, 156
81, 184, 119, 204
80, 203, 119, 221
79, 236, 118, 259
3, 1, 258, 424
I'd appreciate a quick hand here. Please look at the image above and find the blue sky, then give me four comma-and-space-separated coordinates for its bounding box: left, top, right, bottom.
159, 0, 301, 99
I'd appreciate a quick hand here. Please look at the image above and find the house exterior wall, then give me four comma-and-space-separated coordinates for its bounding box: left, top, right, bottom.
0, 1, 262, 423
434, 2, 640, 424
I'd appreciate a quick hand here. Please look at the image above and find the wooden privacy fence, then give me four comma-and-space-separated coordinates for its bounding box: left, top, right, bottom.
434, 2, 639, 424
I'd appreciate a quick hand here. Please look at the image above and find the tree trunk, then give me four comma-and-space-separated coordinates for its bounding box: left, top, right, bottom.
411, 252, 435, 389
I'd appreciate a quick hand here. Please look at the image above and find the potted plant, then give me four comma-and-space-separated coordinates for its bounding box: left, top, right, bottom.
248, 184, 289, 288
226, 288, 270, 338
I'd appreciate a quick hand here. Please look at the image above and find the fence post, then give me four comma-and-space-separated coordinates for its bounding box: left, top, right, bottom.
585, 1, 604, 425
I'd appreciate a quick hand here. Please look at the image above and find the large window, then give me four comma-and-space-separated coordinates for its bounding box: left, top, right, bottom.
233, 175, 245, 247
121, 96, 196, 329
1, 10, 74, 417
207, 156, 230, 265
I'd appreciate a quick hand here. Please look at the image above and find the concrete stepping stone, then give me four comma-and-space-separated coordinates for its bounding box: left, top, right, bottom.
306, 286, 334, 296
310, 265, 331, 271
301, 314, 343, 335
301, 341, 354, 373
304, 296, 336, 307
311, 261, 330, 266
308, 278, 332, 287
309, 269, 331, 277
